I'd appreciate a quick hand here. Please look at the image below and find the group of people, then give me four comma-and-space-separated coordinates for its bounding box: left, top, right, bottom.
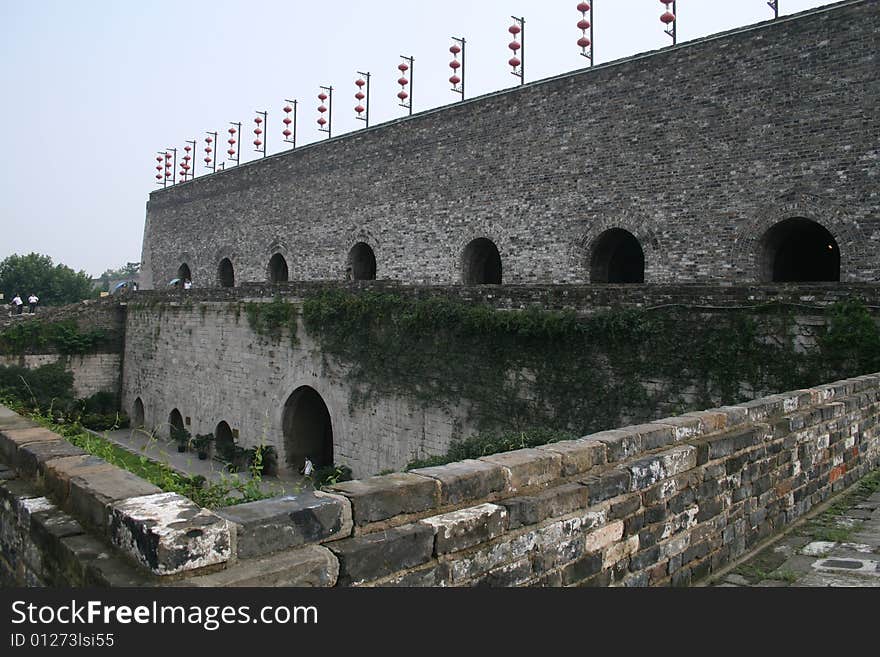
8, 293, 38, 315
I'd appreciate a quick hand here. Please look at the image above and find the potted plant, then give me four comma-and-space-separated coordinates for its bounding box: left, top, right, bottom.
261, 445, 278, 476
171, 426, 191, 453
193, 433, 214, 460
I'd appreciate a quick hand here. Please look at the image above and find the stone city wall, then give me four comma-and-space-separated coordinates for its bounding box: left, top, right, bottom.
141, 0, 880, 288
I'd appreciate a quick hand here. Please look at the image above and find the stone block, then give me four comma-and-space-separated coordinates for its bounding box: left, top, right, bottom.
480, 448, 562, 492
328, 523, 435, 586
109, 492, 232, 576
681, 410, 729, 434
0, 426, 60, 466
538, 438, 606, 476
420, 503, 507, 555
583, 520, 624, 553
628, 446, 697, 491
181, 545, 339, 587
501, 482, 590, 529
328, 472, 440, 526
625, 423, 677, 451
654, 416, 703, 441
374, 562, 452, 587
699, 426, 765, 461
41, 455, 116, 504
409, 459, 507, 505
581, 468, 631, 504
589, 429, 642, 463
16, 440, 87, 479
68, 467, 162, 531
217, 491, 352, 559
561, 553, 603, 585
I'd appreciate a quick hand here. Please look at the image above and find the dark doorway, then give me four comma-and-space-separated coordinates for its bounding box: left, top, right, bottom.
462, 238, 502, 285
132, 398, 145, 430
168, 408, 184, 439
218, 258, 235, 287
215, 421, 235, 461
760, 218, 840, 282
590, 229, 645, 283
282, 386, 333, 471
347, 243, 377, 281
177, 263, 192, 283
268, 254, 289, 283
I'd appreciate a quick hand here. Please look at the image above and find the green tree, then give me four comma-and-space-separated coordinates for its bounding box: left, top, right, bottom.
96, 261, 140, 292
0, 253, 93, 307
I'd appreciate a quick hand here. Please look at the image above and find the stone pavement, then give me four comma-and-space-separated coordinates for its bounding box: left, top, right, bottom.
711, 469, 880, 587
96, 427, 308, 497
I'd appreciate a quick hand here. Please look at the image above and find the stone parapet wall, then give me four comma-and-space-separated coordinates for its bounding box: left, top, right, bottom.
0, 354, 122, 399
2, 372, 879, 587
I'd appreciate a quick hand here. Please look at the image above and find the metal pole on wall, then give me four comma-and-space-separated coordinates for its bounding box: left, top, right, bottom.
768, 1, 779, 19
509, 17, 524, 84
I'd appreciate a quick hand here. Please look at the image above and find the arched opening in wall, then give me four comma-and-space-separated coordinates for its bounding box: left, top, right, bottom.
461, 238, 502, 285
132, 398, 145, 430
347, 243, 376, 281
168, 408, 184, 439
218, 258, 235, 287
268, 254, 289, 283
759, 218, 840, 282
215, 421, 235, 462
590, 229, 645, 283
282, 386, 333, 471
177, 263, 192, 284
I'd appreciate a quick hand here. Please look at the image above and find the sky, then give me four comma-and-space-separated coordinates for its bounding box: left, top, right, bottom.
0, 0, 837, 278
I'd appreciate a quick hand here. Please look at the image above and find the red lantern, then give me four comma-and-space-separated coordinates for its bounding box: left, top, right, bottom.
578, 37, 591, 48
661, 11, 675, 24
509, 41, 521, 51
509, 24, 521, 35
398, 63, 409, 72
317, 117, 327, 126
283, 116, 292, 125
397, 91, 408, 100
318, 92, 328, 101
577, 2, 590, 11
283, 128, 292, 137
450, 59, 461, 70
254, 116, 263, 124
450, 75, 461, 85
318, 105, 327, 113
356, 79, 365, 88
509, 57, 521, 68
355, 105, 365, 114
578, 19, 590, 30
450, 44, 461, 55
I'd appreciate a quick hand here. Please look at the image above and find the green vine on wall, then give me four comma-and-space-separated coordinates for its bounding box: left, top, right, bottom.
244, 297, 299, 346
301, 289, 880, 438
0, 320, 107, 356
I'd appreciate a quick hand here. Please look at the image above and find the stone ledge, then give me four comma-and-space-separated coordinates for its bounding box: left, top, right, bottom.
217, 491, 352, 559
420, 503, 508, 555
328, 523, 435, 586
328, 472, 441, 527
410, 459, 508, 506
0, 426, 60, 466
178, 544, 339, 587
108, 492, 232, 576
480, 448, 562, 493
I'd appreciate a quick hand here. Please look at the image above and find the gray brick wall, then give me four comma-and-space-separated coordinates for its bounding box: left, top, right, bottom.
141, 0, 880, 289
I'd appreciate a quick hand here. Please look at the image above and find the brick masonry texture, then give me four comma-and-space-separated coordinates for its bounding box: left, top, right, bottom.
141, 1, 879, 289
2, 373, 880, 586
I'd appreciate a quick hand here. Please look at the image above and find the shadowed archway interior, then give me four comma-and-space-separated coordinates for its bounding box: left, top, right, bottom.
132, 398, 145, 429
268, 254, 289, 283
218, 258, 235, 287
168, 408, 184, 439
347, 243, 377, 281
462, 238, 502, 285
176, 263, 191, 283
215, 421, 234, 458
590, 229, 645, 283
282, 386, 334, 471
759, 218, 840, 282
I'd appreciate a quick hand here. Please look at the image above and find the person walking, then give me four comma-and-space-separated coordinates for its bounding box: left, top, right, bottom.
10, 294, 23, 315
27, 293, 38, 314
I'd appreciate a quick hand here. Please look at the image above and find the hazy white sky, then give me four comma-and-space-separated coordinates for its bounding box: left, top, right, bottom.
0, 0, 836, 277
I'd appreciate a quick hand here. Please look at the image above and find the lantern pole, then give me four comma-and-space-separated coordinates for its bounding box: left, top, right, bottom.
661, 1, 677, 45
450, 37, 465, 100
768, 1, 779, 19
254, 110, 267, 157
509, 17, 525, 84
167, 147, 177, 185
318, 86, 333, 138
183, 140, 195, 180
204, 132, 217, 174
155, 153, 166, 187
355, 72, 370, 128
227, 122, 241, 166
283, 100, 297, 149
163, 150, 173, 186
577, 2, 594, 65
397, 56, 414, 115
